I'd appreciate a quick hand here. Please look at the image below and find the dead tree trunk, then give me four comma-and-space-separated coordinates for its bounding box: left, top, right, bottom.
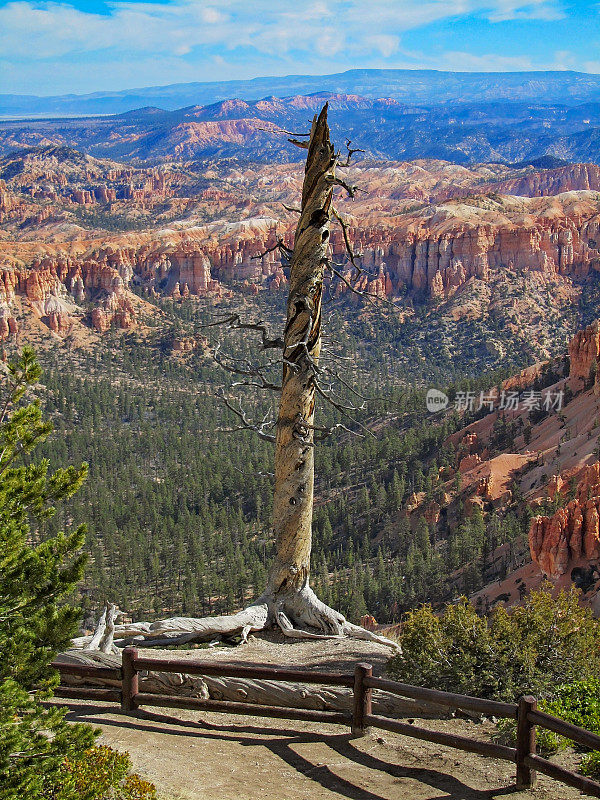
264, 105, 352, 638
268, 106, 332, 598
70, 105, 398, 654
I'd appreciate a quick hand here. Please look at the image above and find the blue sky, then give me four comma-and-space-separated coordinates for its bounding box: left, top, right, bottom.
1, 0, 599, 96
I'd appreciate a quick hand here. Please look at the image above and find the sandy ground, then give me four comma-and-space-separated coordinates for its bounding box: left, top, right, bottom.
56, 633, 585, 800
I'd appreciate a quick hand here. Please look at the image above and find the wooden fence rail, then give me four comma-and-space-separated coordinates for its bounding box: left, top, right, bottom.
364, 675, 517, 719
52, 647, 600, 798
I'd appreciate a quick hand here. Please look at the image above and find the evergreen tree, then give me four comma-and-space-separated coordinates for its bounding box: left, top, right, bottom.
415, 516, 432, 560
0, 348, 155, 800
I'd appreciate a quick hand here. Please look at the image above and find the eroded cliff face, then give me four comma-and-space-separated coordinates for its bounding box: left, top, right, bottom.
525, 325, 600, 577
0, 256, 135, 338
406, 316, 600, 605
450, 163, 600, 201
0, 222, 292, 337
4, 147, 600, 301
15, 191, 600, 295
333, 194, 600, 300
529, 463, 600, 577
3, 147, 600, 340
569, 319, 600, 393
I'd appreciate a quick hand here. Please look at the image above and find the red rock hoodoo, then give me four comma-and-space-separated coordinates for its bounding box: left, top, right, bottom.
569, 319, 600, 393
529, 462, 600, 577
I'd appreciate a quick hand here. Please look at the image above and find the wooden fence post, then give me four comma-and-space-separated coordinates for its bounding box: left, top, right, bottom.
121, 646, 139, 713
516, 695, 537, 789
352, 662, 372, 736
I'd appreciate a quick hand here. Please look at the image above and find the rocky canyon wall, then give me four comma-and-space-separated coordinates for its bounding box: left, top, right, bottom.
529, 324, 600, 577
333, 207, 600, 300
569, 319, 600, 393
0, 256, 134, 338
3, 189, 600, 337
529, 462, 600, 577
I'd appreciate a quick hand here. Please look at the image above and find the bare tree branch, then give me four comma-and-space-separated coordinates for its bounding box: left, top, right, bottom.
331, 206, 362, 271
256, 126, 311, 137
338, 139, 365, 167
328, 175, 362, 198
220, 396, 276, 443
321, 364, 383, 403
324, 260, 398, 309
304, 419, 363, 442
213, 344, 281, 391
313, 382, 373, 436
232, 465, 274, 479
251, 237, 293, 263
202, 314, 284, 350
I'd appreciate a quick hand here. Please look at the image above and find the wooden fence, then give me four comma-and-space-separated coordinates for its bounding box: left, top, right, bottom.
53, 647, 600, 798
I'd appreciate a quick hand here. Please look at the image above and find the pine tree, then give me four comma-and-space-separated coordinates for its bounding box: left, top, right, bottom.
415, 515, 432, 560
0, 348, 95, 797
347, 586, 368, 623
0, 348, 158, 800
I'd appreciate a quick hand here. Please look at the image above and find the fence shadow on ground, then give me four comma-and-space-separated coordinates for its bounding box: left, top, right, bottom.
62, 703, 521, 800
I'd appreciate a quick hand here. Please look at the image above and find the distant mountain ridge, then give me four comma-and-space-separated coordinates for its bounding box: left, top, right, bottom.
3, 68, 600, 118
3, 90, 600, 165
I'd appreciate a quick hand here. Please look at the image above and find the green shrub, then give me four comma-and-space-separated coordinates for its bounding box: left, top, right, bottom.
389, 586, 600, 782
542, 678, 600, 736
495, 712, 564, 755
581, 750, 600, 780
497, 679, 600, 777
47, 745, 157, 800
387, 584, 600, 701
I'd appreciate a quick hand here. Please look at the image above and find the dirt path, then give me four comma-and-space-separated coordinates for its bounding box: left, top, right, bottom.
58, 634, 584, 800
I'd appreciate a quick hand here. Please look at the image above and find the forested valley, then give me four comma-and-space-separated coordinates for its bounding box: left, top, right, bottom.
29, 289, 568, 628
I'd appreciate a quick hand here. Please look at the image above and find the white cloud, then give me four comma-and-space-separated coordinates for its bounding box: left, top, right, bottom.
0, 0, 566, 60
487, 0, 564, 21
551, 49, 576, 69
201, 7, 228, 24
0, 0, 572, 93
366, 35, 401, 59
440, 50, 535, 70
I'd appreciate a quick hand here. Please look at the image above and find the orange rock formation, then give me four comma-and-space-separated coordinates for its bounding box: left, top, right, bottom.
529, 462, 600, 577
569, 320, 600, 393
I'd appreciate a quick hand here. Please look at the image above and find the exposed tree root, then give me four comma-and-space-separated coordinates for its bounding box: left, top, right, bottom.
56, 649, 445, 718
74, 601, 271, 650
273, 585, 399, 650
72, 587, 399, 652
